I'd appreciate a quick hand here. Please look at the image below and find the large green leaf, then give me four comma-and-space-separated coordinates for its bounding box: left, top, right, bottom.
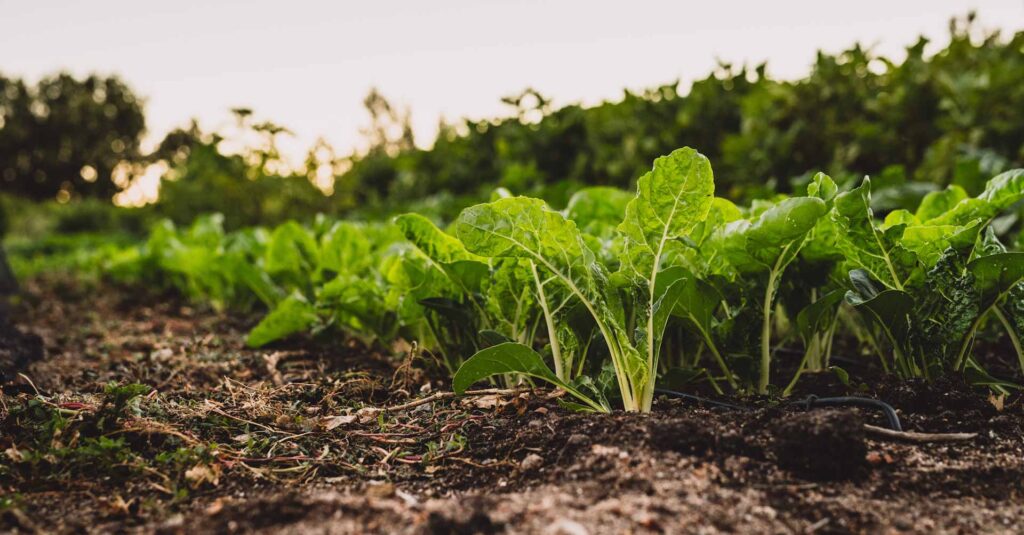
746, 197, 827, 251
564, 186, 633, 233
959, 252, 1024, 370
396, 213, 483, 265
831, 178, 915, 290
264, 221, 320, 277
396, 213, 489, 294
482, 258, 537, 343
452, 342, 606, 412
715, 196, 826, 393
968, 252, 1024, 303
845, 287, 914, 349
900, 220, 982, 267
978, 169, 1024, 212
319, 221, 372, 274
713, 197, 827, 273
318, 273, 393, 339
246, 292, 319, 348
915, 185, 967, 221
454, 197, 600, 296
223, 254, 283, 307
617, 147, 715, 278
928, 169, 1024, 226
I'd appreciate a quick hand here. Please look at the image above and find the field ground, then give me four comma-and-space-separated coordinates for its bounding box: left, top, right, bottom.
2, 281, 1024, 534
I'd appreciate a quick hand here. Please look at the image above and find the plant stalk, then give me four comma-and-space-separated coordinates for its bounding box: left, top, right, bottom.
530, 261, 565, 381
993, 307, 1024, 375
759, 266, 781, 394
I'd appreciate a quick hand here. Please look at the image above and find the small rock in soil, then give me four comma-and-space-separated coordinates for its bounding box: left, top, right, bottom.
566, 433, 589, 447
365, 481, 396, 498
520, 453, 544, 472
546, 518, 590, 535
771, 409, 866, 481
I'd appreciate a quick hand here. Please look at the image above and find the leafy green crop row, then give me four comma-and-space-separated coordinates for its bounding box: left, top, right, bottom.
14, 148, 1024, 412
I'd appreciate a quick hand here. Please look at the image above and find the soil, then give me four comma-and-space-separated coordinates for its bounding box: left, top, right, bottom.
0, 319, 42, 383
2, 279, 1024, 534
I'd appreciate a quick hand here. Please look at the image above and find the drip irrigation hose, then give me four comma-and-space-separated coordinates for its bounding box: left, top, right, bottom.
653, 388, 749, 411
653, 389, 903, 431
793, 395, 903, 432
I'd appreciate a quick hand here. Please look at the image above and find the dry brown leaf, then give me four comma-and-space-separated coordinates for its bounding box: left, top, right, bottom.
460, 394, 503, 409
356, 407, 382, 423
185, 463, 221, 488
323, 414, 357, 431
988, 392, 1006, 412
5, 445, 23, 462
204, 498, 224, 516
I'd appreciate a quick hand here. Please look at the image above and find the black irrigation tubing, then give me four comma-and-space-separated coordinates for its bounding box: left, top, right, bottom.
653, 389, 750, 411
653, 389, 904, 432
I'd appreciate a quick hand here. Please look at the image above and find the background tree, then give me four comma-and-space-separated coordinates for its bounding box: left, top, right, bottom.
0, 72, 146, 201
153, 112, 334, 229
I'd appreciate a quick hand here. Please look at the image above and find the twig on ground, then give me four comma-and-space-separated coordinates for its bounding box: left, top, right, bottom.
203, 400, 303, 438
863, 424, 977, 443
383, 388, 530, 412
17, 373, 42, 397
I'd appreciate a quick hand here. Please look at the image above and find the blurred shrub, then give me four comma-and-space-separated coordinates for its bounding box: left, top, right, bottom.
0, 72, 146, 200
336, 15, 1022, 205
1, 14, 1020, 228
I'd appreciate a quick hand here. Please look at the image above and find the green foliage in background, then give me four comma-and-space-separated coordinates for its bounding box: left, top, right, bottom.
339, 16, 1023, 212
3, 15, 1021, 231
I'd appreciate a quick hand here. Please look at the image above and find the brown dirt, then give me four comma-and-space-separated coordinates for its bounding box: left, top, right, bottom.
0, 319, 42, 383
2, 279, 1024, 534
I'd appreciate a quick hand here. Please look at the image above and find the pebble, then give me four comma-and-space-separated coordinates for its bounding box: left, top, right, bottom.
566, 433, 589, 446
520, 453, 544, 471
545, 518, 589, 535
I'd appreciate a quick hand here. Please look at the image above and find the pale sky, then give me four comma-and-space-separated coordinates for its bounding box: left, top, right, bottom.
1, 0, 1022, 163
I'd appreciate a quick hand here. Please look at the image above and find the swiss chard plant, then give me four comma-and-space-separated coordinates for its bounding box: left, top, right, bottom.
444, 148, 715, 411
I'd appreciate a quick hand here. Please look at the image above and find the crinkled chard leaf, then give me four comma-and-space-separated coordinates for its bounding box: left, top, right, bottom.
617, 147, 715, 409
564, 186, 633, 235
395, 213, 489, 294
915, 185, 968, 221
264, 221, 320, 279
927, 169, 1024, 226
617, 147, 714, 279
246, 291, 319, 348
831, 178, 916, 291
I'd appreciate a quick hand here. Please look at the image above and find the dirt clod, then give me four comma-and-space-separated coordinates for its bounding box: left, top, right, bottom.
771, 409, 867, 480
0, 318, 43, 382
647, 416, 716, 455
520, 453, 544, 472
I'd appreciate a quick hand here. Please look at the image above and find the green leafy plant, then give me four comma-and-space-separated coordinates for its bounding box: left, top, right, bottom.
447, 148, 713, 411
15, 144, 1024, 408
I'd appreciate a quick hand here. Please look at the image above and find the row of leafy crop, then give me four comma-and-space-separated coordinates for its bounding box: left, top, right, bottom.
17, 148, 1024, 412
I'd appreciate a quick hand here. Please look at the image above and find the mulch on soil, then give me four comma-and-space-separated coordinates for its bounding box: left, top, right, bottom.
2, 279, 1023, 534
